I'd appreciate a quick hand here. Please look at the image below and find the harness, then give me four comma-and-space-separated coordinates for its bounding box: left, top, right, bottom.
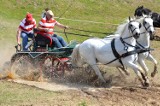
104, 19, 154, 66
110, 38, 124, 66
136, 17, 153, 55
105, 38, 137, 66
105, 38, 152, 66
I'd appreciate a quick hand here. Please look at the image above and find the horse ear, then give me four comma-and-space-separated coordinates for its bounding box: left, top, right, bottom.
139, 23, 142, 28
129, 16, 131, 21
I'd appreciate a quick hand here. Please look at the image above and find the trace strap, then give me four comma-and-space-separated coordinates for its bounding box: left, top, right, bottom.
110, 38, 124, 67
104, 39, 152, 65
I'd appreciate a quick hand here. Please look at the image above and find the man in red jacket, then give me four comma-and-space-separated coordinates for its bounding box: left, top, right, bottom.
37, 10, 68, 48
16, 13, 36, 51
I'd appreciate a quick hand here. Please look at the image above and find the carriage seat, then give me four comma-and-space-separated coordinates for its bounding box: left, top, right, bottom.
35, 34, 54, 51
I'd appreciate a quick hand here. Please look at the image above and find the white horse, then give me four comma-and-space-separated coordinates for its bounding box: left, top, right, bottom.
106, 16, 157, 78
71, 18, 150, 87
135, 16, 157, 77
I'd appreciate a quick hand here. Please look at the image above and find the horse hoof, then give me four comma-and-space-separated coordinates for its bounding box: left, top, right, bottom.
144, 82, 150, 88
151, 72, 156, 77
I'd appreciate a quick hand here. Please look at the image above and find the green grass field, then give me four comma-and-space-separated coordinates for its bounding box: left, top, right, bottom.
1, 0, 160, 43
1, 0, 160, 105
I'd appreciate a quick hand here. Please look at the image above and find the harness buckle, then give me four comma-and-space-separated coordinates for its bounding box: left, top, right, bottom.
124, 46, 128, 51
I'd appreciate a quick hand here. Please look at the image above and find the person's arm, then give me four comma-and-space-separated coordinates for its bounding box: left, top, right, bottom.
37, 24, 50, 32
37, 24, 54, 32
33, 19, 37, 29
16, 28, 21, 45
56, 22, 69, 29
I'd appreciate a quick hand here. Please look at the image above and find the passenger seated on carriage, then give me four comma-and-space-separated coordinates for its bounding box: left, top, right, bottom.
37, 9, 68, 48
16, 13, 36, 51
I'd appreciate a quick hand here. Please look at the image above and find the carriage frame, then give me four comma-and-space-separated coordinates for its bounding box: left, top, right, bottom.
10, 34, 78, 79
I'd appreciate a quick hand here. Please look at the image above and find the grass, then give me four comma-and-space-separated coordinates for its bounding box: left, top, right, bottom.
0, 80, 100, 106
0, 80, 59, 105
1, 0, 160, 42
1, 0, 160, 105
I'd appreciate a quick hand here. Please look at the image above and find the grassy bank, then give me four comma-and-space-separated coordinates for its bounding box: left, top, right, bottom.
1, 0, 160, 42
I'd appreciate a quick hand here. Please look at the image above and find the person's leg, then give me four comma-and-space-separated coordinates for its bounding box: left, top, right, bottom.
52, 36, 63, 48
55, 35, 67, 47
25, 33, 34, 50
21, 32, 28, 51
27, 33, 34, 39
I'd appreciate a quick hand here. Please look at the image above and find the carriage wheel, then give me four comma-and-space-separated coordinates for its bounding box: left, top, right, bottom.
62, 58, 73, 72
10, 54, 35, 79
52, 58, 65, 77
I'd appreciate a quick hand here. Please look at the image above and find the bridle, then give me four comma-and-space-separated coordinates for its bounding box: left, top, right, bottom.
142, 17, 154, 32
136, 17, 154, 49
120, 21, 141, 51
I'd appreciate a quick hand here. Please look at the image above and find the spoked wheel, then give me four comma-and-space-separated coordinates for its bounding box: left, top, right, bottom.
52, 58, 65, 77
10, 54, 35, 79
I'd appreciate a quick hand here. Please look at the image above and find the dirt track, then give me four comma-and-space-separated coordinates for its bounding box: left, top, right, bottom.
1, 39, 160, 106
9, 40, 160, 106
10, 78, 160, 106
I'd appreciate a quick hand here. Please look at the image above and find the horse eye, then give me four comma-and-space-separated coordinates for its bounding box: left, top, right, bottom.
129, 24, 132, 28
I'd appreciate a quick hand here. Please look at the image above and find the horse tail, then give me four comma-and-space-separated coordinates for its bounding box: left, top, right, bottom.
71, 44, 81, 67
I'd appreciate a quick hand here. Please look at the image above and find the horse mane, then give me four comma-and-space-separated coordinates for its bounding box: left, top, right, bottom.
134, 5, 152, 17
134, 16, 144, 22
114, 19, 129, 35
134, 15, 152, 24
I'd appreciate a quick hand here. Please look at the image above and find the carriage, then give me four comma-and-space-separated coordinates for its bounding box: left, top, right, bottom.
9, 15, 157, 88
10, 33, 78, 79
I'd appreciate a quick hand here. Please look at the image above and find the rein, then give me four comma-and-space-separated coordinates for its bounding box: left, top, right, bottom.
136, 41, 146, 49
120, 37, 138, 50
69, 27, 113, 35
64, 28, 69, 43
55, 27, 113, 38
54, 30, 93, 37
15, 44, 22, 52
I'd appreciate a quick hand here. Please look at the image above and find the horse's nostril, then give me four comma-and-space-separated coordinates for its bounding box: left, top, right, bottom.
149, 31, 153, 35
134, 33, 140, 39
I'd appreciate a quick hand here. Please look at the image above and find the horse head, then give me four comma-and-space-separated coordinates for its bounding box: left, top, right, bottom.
143, 16, 155, 38
128, 17, 141, 39
136, 16, 155, 40
114, 17, 141, 40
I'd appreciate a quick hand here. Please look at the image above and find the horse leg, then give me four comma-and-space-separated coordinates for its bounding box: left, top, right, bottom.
125, 61, 149, 87
138, 58, 149, 76
117, 67, 130, 76
90, 64, 106, 83
79, 52, 106, 83
84, 65, 93, 74
146, 54, 158, 77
